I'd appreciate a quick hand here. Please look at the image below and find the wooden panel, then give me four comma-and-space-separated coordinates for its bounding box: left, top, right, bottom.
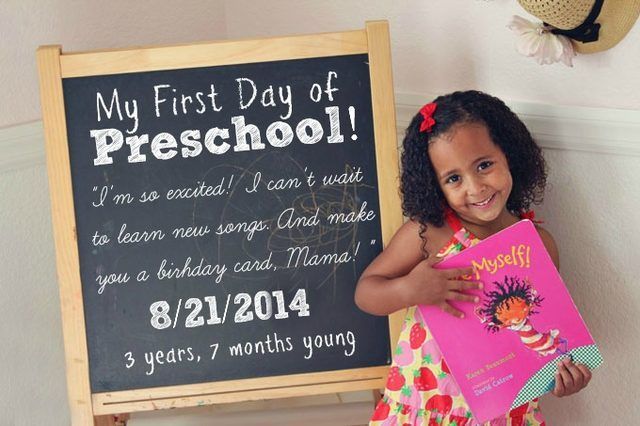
365, 21, 404, 351
60, 30, 368, 77
36, 45, 94, 426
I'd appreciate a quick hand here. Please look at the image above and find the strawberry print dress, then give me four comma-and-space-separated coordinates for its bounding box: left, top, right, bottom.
370, 210, 546, 426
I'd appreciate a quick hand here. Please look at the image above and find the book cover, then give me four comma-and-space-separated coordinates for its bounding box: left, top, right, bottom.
418, 220, 602, 423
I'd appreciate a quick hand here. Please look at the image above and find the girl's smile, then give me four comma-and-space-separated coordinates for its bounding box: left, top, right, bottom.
470, 193, 496, 209
428, 123, 515, 233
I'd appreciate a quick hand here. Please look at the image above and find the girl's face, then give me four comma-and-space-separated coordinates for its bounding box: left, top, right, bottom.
428, 123, 513, 228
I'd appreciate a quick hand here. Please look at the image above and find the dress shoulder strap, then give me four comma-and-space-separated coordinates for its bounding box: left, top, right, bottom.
520, 210, 542, 223
444, 208, 463, 232
441, 208, 477, 252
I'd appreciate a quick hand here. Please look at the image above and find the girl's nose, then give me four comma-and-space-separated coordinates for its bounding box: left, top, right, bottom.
466, 177, 486, 196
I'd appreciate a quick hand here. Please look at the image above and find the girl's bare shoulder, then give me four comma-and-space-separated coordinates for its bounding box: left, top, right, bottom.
388, 218, 453, 258
360, 218, 453, 280
535, 225, 560, 268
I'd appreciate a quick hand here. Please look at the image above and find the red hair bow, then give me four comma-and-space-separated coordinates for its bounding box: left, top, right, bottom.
419, 102, 437, 133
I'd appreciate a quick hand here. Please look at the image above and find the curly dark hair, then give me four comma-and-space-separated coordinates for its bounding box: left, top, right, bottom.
400, 91, 546, 254
477, 275, 544, 333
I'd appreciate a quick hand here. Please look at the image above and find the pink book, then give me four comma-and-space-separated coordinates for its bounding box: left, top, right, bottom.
418, 220, 602, 423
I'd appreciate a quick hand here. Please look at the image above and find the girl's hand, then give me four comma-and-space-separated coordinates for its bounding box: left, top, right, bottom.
404, 256, 483, 318
552, 358, 592, 397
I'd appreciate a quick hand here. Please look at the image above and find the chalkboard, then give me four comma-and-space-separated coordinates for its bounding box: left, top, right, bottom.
38, 22, 403, 422
64, 53, 390, 392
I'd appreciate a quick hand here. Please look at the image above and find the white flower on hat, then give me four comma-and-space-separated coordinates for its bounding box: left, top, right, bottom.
508, 15, 576, 67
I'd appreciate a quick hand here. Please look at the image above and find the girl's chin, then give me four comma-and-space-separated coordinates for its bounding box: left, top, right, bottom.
459, 208, 510, 228
466, 206, 502, 222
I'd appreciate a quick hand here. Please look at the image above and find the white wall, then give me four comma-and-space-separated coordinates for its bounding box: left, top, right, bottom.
2, 0, 639, 425
224, 0, 640, 110
0, 164, 64, 426
536, 149, 640, 421
0, 0, 228, 128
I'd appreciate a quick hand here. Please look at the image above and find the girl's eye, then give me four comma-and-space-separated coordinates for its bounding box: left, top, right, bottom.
478, 161, 493, 171
445, 174, 460, 184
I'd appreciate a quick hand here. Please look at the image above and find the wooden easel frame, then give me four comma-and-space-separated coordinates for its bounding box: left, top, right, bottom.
37, 20, 403, 425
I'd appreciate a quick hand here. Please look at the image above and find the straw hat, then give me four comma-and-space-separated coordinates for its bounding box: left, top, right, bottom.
517, 0, 640, 53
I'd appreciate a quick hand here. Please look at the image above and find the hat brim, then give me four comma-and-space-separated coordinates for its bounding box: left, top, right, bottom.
574, 0, 640, 53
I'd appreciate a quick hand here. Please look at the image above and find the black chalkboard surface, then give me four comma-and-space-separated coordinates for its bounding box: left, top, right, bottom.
62, 53, 391, 392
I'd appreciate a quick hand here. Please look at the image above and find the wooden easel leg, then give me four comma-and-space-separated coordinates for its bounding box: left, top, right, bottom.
94, 414, 130, 426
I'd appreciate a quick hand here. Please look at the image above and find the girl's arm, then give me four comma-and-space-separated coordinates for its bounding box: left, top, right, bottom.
354, 220, 425, 315
354, 220, 479, 316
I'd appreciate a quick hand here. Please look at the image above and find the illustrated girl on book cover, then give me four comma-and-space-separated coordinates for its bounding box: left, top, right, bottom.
476, 275, 567, 356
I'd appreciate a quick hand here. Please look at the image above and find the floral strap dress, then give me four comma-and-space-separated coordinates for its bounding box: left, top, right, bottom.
369, 210, 546, 426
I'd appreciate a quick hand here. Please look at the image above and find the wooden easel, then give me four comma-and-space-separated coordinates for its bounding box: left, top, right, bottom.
38, 21, 403, 425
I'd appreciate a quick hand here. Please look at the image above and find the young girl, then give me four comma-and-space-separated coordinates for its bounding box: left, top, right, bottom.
355, 91, 592, 426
